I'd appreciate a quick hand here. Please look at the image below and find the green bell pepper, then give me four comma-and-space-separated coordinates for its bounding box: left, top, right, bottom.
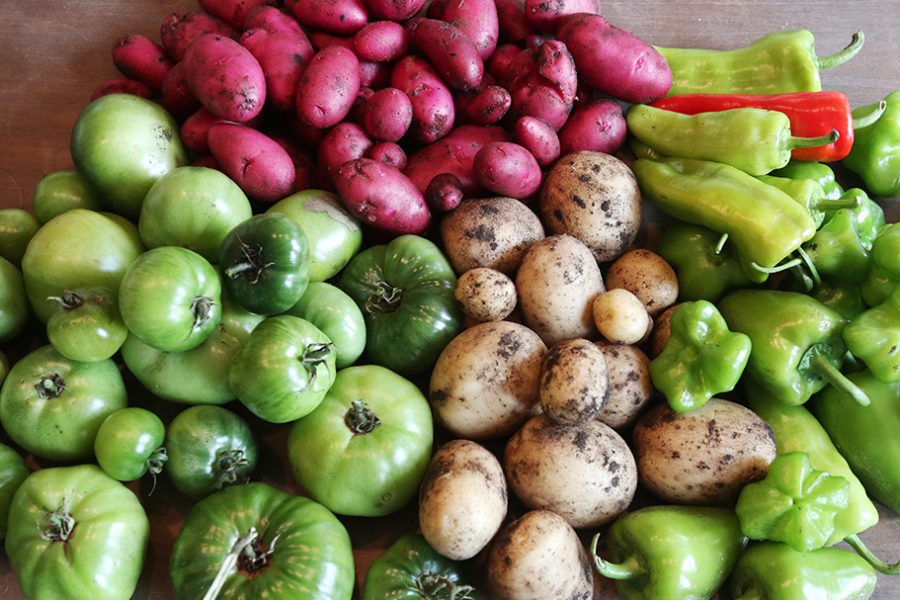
757, 175, 856, 229
718, 289, 869, 406
771, 160, 844, 200
800, 207, 872, 286
590, 504, 746, 600
728, 541, 877, 600
842, 89, 900, 197
649, 300, 751, 412
871, 222, 900, 280
843, 283, 900, 382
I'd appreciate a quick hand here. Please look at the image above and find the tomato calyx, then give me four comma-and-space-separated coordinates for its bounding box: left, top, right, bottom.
214, 449, 251, 490
406, 571, 476, 600
34, 373, 66, 399
344, 399, 381, 435
223, 237, 274, 285
201, 526, 278, 600
366, 275, 403, 314
191, 295, 217, 331
47, 289, 85, 310
40, 500, 76, 543
146, 446, 168, 495
297, 342, 334, 394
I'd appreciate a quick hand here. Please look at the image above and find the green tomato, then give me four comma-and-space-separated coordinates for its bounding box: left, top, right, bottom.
0, 208, 39, 268
31, 169, 103, 225
21, 208, 143, 322
94, 407, 167, 482
285, 281, 366, 368
118, 246, 221, 352
170, 481, 355, 600
45, 286, 127, 362
0, 256, 29, 344
0, 345, 127, 461
165, 405, 258, 499
230, 314, 337, 423
121, 283, 264, 405
0, 351, 8, 387
6, 464, 149, 600
363, 534, 482, 600
287, 364, 433, 516
139, 166, 252, 262
70, 93, 189, 221
0, 443, 29, 540
219, 212, 311, 315
267, 189, 363, 282
339, 234, 463, 376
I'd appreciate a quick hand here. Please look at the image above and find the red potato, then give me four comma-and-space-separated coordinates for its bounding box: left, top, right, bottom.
404, 124, 510, 195
426, 0, 500, 60
90, 78, 153, 101
524, 0, 601, 32
509, 77, 572, 131
240, 28, 315, 113
353, 21, 408, 62
198, 0, 274, 28
390, 55, 456, 144
425, 172, 465, 212
111, 34, 174, 91
473, 141, 542, 199
294, 45, 361, 129
504, 41, 577, 130
514, 115, 560, 167
270, 132, 316, 190
406, 18, 484, 92
183, 33, 267, 122
487, 43, 522, 82
306, 31, 389, 90
316, 121, 374, 190
285, 0, 368, 36
158, 60, 201, 118
362, 0, 426, 22
366, 141, 407, 170
181, 107, 227, 154
556, 13, 672, 103
558, 97, 627, 154
243, 5, 307, 37
334, 158, 431, 234
364, 87, 413, 142
160, 10, 239, 62
207, 123, 296, 202
494, 0, 536, 42
463, 85, 512, 125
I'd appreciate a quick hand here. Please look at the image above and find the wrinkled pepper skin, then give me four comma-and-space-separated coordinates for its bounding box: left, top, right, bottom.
728, 541, 878, 600
843, 90, 900, 198
591, 505, 746, 600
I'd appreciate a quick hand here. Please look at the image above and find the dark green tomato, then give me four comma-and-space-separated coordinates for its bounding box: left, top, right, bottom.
288, 364, 433, 517
363, 533, 481, 600
21, 208, 143, 322
165, 404, 257, 499
0, 351, 8, 387
169, 481, 355, 600
121, 283, 264, 405
230, 314, 336, 423
118, 245, 221, 352
46, 286, 127, 362
0, 208, 39, 268
220, 212, 311, 316
0, 255, 29, 344
0, 344, 127, 461
31, 169, 103, 225
139, 165, 252, 263
285, 281, 366, 368
5, 465, 149, 600
0, 443, 29, 540
94, 407, 167, 482
338, 234, 463, 376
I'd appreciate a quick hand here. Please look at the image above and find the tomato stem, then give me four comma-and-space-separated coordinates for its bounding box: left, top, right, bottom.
296, 342, 334, 395
191, 296, 216, 331
146, 447, 168, 495
344, 400, 381, 435
406, 571, 476, 600
215, 449, 249, 490
40, 500, 75, 543
201, 527, 260, 600
34, 373, 66, 399
366, 275, 403, 314
46, 289, 84, 310
224, 237, 274, 284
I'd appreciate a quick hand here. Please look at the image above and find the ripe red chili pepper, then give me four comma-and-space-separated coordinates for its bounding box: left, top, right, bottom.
650, 91, 881, 162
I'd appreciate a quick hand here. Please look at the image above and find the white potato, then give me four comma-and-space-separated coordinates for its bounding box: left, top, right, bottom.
604, 248, 678, 318
454, 267, 518, 322
540, 338, 609, 425
594, 342, 654, 430
592, 288, 652, 345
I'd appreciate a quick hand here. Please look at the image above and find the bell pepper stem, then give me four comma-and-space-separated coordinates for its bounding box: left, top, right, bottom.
808, 353, 871, 406
789, 129, 840, 150
845, 533, 900, 575
589, 533, 643, 581
815, 196, 863, 212
795, 246, 823, 289
853, 100, 888, 130
816, 31, 865, 70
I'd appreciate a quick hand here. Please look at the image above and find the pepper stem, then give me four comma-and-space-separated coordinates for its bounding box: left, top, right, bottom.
816, 31, 865, 70
589, 533, 643, 581
748, 256, 804, 275
808, 353, 870, 406
795, 246, 823, 289
853, 100, 888, 130
815, 196, 862, 212
788, 129, 840, 150
845, 534, 900, 575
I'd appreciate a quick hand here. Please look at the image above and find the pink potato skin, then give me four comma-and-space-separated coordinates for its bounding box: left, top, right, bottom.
390, 55, 456, 144
295, 45, 362, 129
285, 0, 368, 36
111, 34, 174, 91
181, 107, 227, 154
243, 5, 307, 37
240, 28, 315, 113
270, 132, 316, 190
334, 158, 431, 234
406, 18, 484, 92
473, 141, 542, 199
464, 85, 512, 125
494, 0, 536, 42
504, 41, 577, 130
556, 13, 672, 103
425, 172, 465, 212
362, 0, 426, 22
367, 141, 408, 170
364, 87, 413, 142
183, 33, 267, 122
198, 0, 275, 28
426, 0, 499, 60
514, 115, 560, 167
524, 0, 601, 32
487, 43, 522, 82
403, 124, 510, 195
353, 21, 409, 62
207, 123, 296, 203
307, 32, 391, 90
160, 10, 239, 61
90, 78, 153, 101
558, 98, 627, 154
159, 61, 201, 118
316, 122, 374, 190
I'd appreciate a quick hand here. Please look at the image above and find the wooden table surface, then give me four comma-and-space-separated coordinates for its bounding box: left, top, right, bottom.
0, 1, 898, 599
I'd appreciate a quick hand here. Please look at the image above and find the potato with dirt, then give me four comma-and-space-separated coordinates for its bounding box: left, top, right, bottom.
454, 267, 518, 322
605, 248, 679, 318
539, 337, 610, 425
594, 342, 654, 430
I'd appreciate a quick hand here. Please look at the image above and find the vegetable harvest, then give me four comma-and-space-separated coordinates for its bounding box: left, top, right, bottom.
1, 1, 900, 600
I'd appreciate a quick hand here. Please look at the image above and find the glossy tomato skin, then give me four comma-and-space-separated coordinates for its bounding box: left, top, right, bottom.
0, 344, 127, 461
287, 364, 433, 517
31, 170, 103, 225
170, 481, 355, 600
0, 443, 29, 540
45, 286, 127, 362
338, 234, 463, 376
94, 407, 167, 482
164, 404, 258, 499
6, 464, 149, 600
118, 245, 222, 352
0, 256, 29, 344
285, 281, 366, 369
0, 208, 40, 267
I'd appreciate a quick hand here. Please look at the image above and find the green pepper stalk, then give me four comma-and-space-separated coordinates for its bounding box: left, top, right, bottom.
718, 289, 870, 406
843, 89, 900, 197
756, 175, 858, 229
657, 29, 865, 97
627, 105, 839, 176
590, 505, 747, 600
771, 159, 845, 200
649, 300, 751, 412
728, 541, 878, 600
798, 208, 873, 287
632, 157, 817, 283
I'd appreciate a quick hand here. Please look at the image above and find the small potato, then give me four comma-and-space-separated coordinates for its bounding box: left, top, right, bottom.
592, 288, 652, 345
594, 342, 654, 430
487, 509, 594, 600
418, 439, 508, 560
455, 267, 518, 322
540, 338, 609, 425
504, 414, 637, 528
632, 398, 778, 505
605, 248, 679, 318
